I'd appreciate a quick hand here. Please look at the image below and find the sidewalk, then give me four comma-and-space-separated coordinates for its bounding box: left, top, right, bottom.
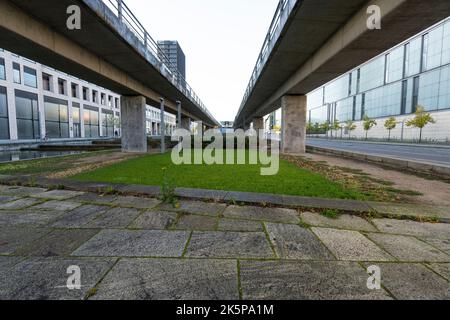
0, 185, 449, 300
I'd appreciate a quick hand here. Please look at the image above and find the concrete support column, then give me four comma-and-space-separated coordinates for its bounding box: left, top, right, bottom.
253, 117, 264, 131
281, 95, 307, 154
176, 101, 182, 129
181, 117, 191, 132
160, 98, 166, 153
120, 95, 147, 153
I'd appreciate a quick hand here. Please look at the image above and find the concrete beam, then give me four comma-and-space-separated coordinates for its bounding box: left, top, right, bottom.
121, 96, 147, 153
253, 117, 265, 131
281, 95, 307, 154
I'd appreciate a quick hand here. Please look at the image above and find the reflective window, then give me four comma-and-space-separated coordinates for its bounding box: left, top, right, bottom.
418, 68, 440, 111
363, 82, 402, 118
15, 91, 40, 140
405, 37, 422, 77
423, 26, 443, 71
0, 87, 9, 139
101, 111, 114, 137
385, 46, 404, 83
324, 75, 349, 103
335, 97, 354, 122
309, 105, 328, 124
72, 104, 81, 138
359, 56, 385, 92
438, 65, 450, 110
42, 73, 52, 91
13, 63, 21, 84
44, 98, 69, 138
442, 20, 450, 66
308, 89, 324, 109
0, 58, 5, 80
83, 107, 99, 138
24, 66, 37, 88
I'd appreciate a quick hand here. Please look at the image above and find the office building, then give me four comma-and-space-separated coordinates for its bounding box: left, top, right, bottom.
157, 41, 186, 79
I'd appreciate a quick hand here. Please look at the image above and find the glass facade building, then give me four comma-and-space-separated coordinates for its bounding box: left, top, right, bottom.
307, 17, 450, 140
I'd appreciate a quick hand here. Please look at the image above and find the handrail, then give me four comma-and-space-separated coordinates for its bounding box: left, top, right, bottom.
236, 0, 299, 123
100, 0, 219, 125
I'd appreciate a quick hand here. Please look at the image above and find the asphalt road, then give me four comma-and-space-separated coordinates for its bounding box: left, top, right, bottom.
306, 138, 450, 166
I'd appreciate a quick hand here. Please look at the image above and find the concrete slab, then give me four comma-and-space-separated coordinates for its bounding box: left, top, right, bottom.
186, 232, 275, 259
86, 207, 140, 229
0, 256, 23, 271
32, 200, 81, 212
372, 219, 450, 239
72, 192, 118, 205
0, 209, 65, 227
32, 190, 84, 200
51, 205, 110, 228
300, 212, 376, 232
364, 263, 450, 300
72, 229, 189, 258
175, 215, 218, 231
128, 211, 177, 230
112, 196, 161, 209
0, 257, 116, 300
427, 263, 450, 281
223, 205, 299, 224
421, 238, 450, 255
218, 219, 263, 232
281, 195, 371, 212
0, 187, 47, 197
369, 202, 450, 221
240, 261, 391, 300
158, 200, 227, 217
0, 196, 19, 204
0, 198, 42, 210
312, 228, 393, 261
91, 258, 239, 300
266, 223, 334, 260
367, 233, 450, 262
15, 229, 100, 257
0, 227, 50, 254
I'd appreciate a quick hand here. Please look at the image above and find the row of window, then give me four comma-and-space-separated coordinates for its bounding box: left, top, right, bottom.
0, 87, 118, 140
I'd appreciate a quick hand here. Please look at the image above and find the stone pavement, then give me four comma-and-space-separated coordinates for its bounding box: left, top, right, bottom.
0, 185, 449, 300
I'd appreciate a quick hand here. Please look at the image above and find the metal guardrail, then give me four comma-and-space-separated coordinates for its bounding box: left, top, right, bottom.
100, 0, 219, 125
236, 0, 299, 123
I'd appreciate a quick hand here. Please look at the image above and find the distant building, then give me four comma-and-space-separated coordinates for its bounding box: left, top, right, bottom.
145, 106, 176, 137
157, 41, 186, 80
220, 121, 234, 134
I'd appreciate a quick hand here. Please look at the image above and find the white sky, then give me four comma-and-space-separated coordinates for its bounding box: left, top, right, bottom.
124, 0, 279, 121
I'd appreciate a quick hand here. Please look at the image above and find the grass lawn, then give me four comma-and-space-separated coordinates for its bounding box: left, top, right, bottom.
71, 151, 365, 200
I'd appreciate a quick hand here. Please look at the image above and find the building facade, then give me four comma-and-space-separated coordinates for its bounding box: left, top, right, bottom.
157, 41, 186, 80
0, 49, 121, 144
305, 17, 450, 142
145, 106, 176, 136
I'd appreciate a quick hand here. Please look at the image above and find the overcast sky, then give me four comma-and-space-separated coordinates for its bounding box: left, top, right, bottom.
124, 0, 279, 121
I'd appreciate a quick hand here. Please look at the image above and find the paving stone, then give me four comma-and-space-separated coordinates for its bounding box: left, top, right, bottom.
427, 263, 450, 281
159, 200, 227, 217
32, 190, 85, 200
112, 196, 161, 209
223, 205, 299, 224
367, 233, 450, 262
0, 198, 42, 210
0, 209, 65, 227
91, 258, 238, 300
240, 261, 391, 300
369, 202, 450, 220
0, 196, 19, 204
72, 192, 118, 205
86, 207, 141, 229
362, 263, 450, 300
0, 187, 47, 197
312, 228, 393, 261
175, 215, 218, 231
421, 238, 450, 255
372, 219, 450, 239
0, 227, 50, 254
129, 211, 177, 230
218, 219, 263, 232
300, 212, 376, 232
186, 232, 274, 259
175, 188, 229, 201
266, 223, 334, 260
0, 257, 116, 300
15, 229, 100, 257
32, 200, 81, 212
224, 191, 284, 205
72, 229, 189, 257
0, 256, 23, 271
282, 195, 371, 212
51, 205, 109, 228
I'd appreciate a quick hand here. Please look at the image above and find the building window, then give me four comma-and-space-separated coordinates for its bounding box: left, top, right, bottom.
15, 90, 40, 140
405, 37, 422, 77
58, 79, 67, 95
0, 58, 5, 80
108, 96, 113, 108
44, 97, 69, 139
412, 76, 420, 113
71, 83, 79, 98
13, 63, 21, 84
82, 87, 89, 101
115, 98, 119, 109
385, 46, 404, 83
101, 110, 114, 137
418, 69, 440, 111
23, 66, 37, 88
0, 86, 9, 139
423, 26, 444, 72
42, 73, 52, 91
83, 106, 99, 138
100, 93, 106, 105
92, 90, 98, 103
72, 103, 81, 138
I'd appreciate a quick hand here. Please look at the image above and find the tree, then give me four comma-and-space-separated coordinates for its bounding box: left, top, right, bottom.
332, 120, 342, 139
363, 115, 377, 140
321, 121, 331, 138
384, 117, 397, 141
406, 106, 436, 143
345, 120, 357, 140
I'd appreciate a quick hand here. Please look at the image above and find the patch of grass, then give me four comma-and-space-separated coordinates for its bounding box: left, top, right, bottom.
71, 151, 365, 200
321, 209, 339, 219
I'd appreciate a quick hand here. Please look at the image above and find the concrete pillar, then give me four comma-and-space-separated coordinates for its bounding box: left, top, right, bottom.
281, 95, 307, 154
181, 117, 191, 132
176, 101, 181, 129
253, 117, 264, 131
120, 95, 147, 153
160, 98, 166, 153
